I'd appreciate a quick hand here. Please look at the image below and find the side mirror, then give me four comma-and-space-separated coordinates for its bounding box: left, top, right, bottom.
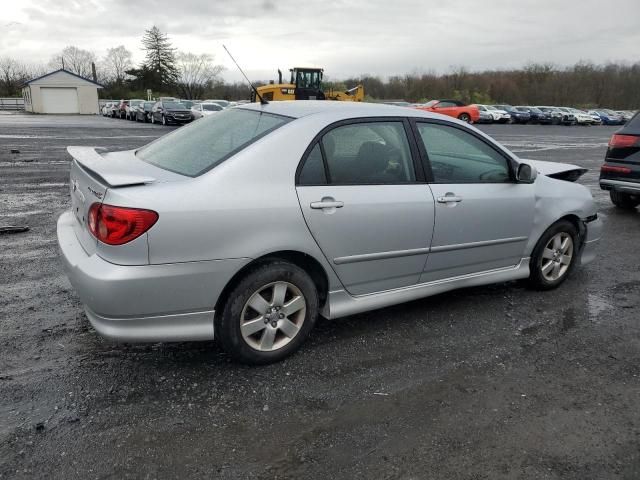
516, 162, 538, 183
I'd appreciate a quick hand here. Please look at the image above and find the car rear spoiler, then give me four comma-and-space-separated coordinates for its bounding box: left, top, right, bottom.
67, 146, 156, 187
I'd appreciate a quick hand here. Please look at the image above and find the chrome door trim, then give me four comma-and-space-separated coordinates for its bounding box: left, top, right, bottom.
429, 236, 528, 253
333, 247, 432, 265
327, 258, 530, 319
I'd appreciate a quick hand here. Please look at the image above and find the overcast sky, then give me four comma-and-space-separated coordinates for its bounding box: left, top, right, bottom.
2, 0, 639, 82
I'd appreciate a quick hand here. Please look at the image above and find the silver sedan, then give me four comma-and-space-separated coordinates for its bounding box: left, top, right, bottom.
57, 101, 602, 364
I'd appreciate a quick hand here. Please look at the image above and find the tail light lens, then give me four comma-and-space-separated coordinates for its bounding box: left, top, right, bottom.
88, 203, 158, 245
609, 134, 640, 148
600, 165, 632, 174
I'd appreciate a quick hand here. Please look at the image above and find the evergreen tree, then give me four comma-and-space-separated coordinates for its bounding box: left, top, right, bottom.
141, 26, 179, 90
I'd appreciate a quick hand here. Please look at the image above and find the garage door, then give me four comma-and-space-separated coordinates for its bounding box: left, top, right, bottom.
41, 87, 79, 114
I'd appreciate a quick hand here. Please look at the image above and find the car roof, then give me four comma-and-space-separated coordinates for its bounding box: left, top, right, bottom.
237, 100, 444, 120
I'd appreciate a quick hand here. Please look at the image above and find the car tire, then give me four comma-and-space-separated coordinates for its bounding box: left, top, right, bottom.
216, 260, 319, 365
458, 113, 471, 123
610, 191, 640, 210
528, 220, 579, 290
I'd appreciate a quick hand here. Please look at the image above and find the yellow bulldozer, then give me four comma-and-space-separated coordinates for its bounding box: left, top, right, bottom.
252, 67, 364, 102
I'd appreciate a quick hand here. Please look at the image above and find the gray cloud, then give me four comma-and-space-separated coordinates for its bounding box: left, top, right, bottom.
1, 0, 639, 82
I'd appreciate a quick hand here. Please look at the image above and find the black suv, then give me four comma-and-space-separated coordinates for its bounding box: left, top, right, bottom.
150, 101, 193, 126
599, 112, 640, 209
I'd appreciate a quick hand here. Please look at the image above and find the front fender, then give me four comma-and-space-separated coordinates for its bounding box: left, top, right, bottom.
525, 175, 597, 255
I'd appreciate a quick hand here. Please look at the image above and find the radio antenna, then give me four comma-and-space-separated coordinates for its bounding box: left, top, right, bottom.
222, 45, 268, 105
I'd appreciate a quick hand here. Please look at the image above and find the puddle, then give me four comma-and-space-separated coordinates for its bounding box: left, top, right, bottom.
587, 293, 614, 321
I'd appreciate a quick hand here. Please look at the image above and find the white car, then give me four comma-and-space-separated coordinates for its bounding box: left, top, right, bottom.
101, 102, 114, 116
568, 108, 594, 125
204, 99, 230, 109
482, 105, 511, 123
191, 102, 224, 119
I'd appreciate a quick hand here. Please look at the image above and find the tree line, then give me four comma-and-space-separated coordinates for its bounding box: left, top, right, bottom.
1, 27, 638, 108
0, 26, 231, 101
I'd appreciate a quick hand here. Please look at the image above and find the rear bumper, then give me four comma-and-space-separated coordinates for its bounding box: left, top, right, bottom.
57, 211, 250, 342
580, 216, 603, 266
600, 179, 640, 194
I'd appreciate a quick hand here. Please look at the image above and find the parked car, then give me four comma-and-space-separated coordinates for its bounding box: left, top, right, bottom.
516, 106, 552, 124
493, 105, 530, 124
536, 106, 564, 125
589, 109, 624, 126
124, 100, 145, 121
115, 100, 130, 119
567, 108, 594, 126
587, 111, 603, 125
555, 108, 578, 125
205, 99, 230, 108
599, 112, 640, 209
101, 102, 115, 116
473, 105, 494, 124
476, 104, 511, 123
180, 100, 198, 109
484, 105, 511, 123
57, 102, 602, 364
191, 102, 224, 119
135, 101, 156, 123
108, 102, 120, 118
150, 100, 193, 125
415, 99, 480, 123
615, 111, 634, 123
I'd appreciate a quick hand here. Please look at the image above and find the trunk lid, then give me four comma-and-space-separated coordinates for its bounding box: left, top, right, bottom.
66, 146, 182, 256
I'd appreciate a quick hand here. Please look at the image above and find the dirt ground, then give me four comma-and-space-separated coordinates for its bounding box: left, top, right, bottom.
1, 113, 639, 479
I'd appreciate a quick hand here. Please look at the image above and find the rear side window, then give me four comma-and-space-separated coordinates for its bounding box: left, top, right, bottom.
417, 123, 511, 183
136, 109, 290, 177
320, 122, 415, 184
298, 144, 327, 185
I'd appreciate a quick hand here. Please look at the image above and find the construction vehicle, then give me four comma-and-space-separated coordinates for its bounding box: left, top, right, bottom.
251, 67, 364, 102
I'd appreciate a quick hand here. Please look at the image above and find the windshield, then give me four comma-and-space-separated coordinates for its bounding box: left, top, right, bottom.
136, 109, 290, 177
203, 104, 223, 111
486, 105, 498, 110
423, 100, 438, 107
207, 100, 229, 107
144, 102, 155, 108
294, 70, 322, 89
163, 101, 185, 109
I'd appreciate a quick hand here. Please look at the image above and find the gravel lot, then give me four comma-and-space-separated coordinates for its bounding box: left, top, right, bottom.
1, 113, 638, 479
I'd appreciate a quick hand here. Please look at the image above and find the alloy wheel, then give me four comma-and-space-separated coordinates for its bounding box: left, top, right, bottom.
240, 281, 306, 352
540, 232, 573, 281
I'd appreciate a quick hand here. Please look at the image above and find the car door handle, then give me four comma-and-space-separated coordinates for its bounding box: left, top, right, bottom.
436, 195, 463, 203
310, 199, 344, 209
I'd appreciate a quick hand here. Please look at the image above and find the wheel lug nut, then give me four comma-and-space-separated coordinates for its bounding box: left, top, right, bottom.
264, 318, 269, 324
279, 313, 284, 319
271, 321, 277, 328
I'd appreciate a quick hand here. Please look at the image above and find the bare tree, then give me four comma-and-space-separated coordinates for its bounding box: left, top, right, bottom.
0, 57, 31, 96
176, 52, 224, 99
102, 46, 133, 85
49, 46, 97, 78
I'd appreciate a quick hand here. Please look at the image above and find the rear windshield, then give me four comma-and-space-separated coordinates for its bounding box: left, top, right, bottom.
136, 109, 290, 177
203, 104, 223, 111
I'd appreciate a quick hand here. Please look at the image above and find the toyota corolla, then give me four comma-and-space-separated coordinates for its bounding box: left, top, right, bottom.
57, 102, 602, 364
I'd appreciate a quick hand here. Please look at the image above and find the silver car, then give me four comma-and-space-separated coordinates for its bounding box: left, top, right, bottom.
57, 102, 602, 364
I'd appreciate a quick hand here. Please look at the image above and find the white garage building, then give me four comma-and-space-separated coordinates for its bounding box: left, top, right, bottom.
22, 69, 103, 114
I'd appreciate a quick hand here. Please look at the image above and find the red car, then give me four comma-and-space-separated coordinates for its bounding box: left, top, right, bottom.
415, 99, 480, 123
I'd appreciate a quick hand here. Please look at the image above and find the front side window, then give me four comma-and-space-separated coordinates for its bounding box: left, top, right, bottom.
417, 123, 511, 183
320, 122, 415, 184
136, 109, 290, 177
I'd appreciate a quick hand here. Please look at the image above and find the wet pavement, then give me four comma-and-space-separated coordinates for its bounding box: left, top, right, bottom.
1, 113, 639, 479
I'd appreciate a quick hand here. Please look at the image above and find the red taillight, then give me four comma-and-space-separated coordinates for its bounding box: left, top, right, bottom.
600, 165, 632, 174
87, 203, 158, 245
609, 134, 640, 148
